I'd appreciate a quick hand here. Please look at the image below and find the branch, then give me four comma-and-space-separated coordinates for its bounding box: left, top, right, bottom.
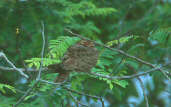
13, 82, 38, 107
37, 21, 45, 80
14, 21, 46, 107
65, 28, 170, 80
63, 86, 105, 107
0, 66, 47, 72
126, 64, 149, 107
39, 79, 64, 85
63, 86, 101, 99
100, 97, 105, 107
88, 62, 171, 80
68, 91, 89, 107
39, 79, 104, 106
0, 52, 28, 78
138, 77, 149, 107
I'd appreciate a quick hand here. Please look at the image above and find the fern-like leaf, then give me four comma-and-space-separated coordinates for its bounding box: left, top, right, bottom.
48, 36, 81, 59
25, 36, 81, 69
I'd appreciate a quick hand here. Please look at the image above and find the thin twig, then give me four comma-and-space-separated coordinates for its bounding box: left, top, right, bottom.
63, 86, 105, 107
37, 21, 45, 80
39, 79, 64, 85
0, 66, 47, 72
126, 64, 149, 107
0, 52, 28, 78
13, 82, 38, 107
15, 89, 26, 94
100, 97, 105, 107
14, 21, 46, 107
68, 91, 89, 107
88, 62, 171, 80
137, 77, 149, 107
63, 86, 100, 99
65, 29, 170, 80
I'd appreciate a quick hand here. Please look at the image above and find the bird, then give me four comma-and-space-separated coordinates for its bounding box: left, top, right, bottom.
48, 40, 99, 82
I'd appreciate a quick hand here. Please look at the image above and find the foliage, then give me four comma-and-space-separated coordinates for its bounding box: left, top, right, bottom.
25, 36, 81, 68
149, 28, 171, 46
48, 36, 81, 59
106, 35, 137, 46
0, 83, 16, 94
26, 35, 133, 91
0, 0, 171, 107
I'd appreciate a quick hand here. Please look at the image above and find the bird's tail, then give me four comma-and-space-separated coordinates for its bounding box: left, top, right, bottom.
54, 72, 70, 83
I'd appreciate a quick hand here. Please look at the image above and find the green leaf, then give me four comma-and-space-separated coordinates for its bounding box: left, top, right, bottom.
0, 84, 16, 94
24, 94, 36, 101
113, 80, 128, 88
109, 83, 114, 90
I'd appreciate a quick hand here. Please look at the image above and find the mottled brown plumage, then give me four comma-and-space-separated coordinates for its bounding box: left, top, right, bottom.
49, 40, 99, 82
